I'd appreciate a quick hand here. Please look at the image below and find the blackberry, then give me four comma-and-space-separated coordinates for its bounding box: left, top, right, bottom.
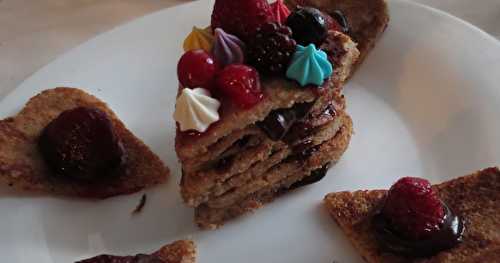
247, 22, 296, 74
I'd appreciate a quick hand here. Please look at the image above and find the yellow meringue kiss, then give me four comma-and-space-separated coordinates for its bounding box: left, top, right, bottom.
183, 26, 214, 52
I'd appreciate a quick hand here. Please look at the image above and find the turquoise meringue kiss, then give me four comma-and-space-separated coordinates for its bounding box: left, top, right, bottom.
213, 28, 245, 67
286, 44, 333, 86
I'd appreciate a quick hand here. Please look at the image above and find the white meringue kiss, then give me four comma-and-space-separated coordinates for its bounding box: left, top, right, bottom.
173, 87, 221, 132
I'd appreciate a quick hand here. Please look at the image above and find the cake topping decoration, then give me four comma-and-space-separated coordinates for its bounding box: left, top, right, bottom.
270, 0, 291, 24
183, 26, 214, 52
211, 0, 276, 40
174, 88, 221, 132
331, 10, 350, 34
38, 107, 126, 181
213, 28, 246, 67
373, 177, 464, 256
286, 7, 328, 46
286, 44, 333, 86
177, 49, 218, 90
247, 22, 296, 74
216, 64, 263, 109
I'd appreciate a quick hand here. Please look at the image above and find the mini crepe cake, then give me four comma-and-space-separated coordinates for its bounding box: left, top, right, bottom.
174, 0, 388, 229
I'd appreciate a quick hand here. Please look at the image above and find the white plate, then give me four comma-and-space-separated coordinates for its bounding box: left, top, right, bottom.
1, 0, 500, 262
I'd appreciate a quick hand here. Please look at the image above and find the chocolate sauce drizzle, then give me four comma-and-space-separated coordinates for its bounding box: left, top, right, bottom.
77, 253, 163, 263
373, 203, 465, 257
256, 101, 338, 188
289, 162, 331, 190
257, 101, 315, 141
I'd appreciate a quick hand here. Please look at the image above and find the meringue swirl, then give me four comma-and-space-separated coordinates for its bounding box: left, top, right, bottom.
183, 26, 214, 52
213, 28, 245, 67
174, 88, 221, 132
286, 44, 333, 86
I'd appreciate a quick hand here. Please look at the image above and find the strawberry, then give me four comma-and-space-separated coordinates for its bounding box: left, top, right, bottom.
211, 0, 276, 40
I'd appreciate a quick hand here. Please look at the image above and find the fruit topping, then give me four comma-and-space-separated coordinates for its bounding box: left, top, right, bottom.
289, 163, 330, 189
286, 7, 328, 46
247, 22, 296, 74
211, 0, 276, 40
213, 28, 246, 68
257, 101, 314, 141
38, 107, 126, 181
382, 177, 445, 240
374, 176, 465, 256
177, 49, 218, 89
286, 44, 333, 86
331, 10, 350, 34
174, 88, 221, 132
77, 253, 163, 263
215, 64, 264, 109
270, 0, 291, 24
183, 26, 214, 52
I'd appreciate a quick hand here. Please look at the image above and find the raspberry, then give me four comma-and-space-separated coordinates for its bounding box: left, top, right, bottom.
211, 0, 275, 40
247, 22, 297, 74
38, 107, 126, 181
177, 49, 218, 89
382, 177, 446, 240
216, 64, 263, 109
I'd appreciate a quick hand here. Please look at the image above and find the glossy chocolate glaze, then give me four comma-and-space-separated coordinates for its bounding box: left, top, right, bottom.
373, 203, 465, 257
289, 162, 331, 189
77, 253, 163, 263
257, 101, 315, 141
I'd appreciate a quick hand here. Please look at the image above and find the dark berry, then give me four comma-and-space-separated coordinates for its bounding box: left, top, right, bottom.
215, 64, 264, 109
38, 107, 126, 181
211, 0, 276, 40
382, 177, 446, 240
177, 49, 218, 89
332, 10, 350, 34
320, 10, 350, 34
247, 22, 297, 74
286, 7, 328, 46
